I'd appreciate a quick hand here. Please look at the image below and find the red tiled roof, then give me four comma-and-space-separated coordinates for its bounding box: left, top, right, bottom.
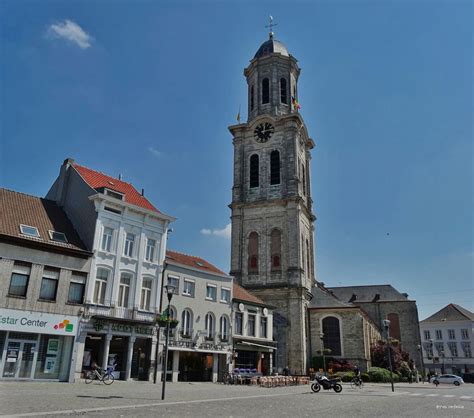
0, 188, 87, 252
233, 283, 266, 305
165, 250, 227, 276
73, 163, 160, 213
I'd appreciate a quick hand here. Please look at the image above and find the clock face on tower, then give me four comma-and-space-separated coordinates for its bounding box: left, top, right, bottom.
253, 122, 275, 143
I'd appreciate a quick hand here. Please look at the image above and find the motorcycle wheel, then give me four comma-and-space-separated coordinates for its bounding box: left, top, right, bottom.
311, 383, 321, 393
333, 383, 343, 393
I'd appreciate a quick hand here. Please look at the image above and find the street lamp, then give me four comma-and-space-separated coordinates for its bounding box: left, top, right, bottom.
383, 319, 395, 392
440, 349, 445, 374
320, 332, 326, 376
161, 284, 175, 400
416, 344, 424, 383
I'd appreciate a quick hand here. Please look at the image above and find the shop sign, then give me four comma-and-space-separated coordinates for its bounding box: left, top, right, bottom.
95, 321, 155, 336
199, 342, 229, 351
0, 308, 78, 336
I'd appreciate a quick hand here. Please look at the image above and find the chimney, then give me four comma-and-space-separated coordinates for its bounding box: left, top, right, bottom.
118, 174, 122, 180
63, 157, 75, 166
141, 188, 145, 196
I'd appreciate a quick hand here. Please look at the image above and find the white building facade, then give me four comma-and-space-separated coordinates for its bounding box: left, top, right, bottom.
420, 304, 474, 375
47, 158, 175, 381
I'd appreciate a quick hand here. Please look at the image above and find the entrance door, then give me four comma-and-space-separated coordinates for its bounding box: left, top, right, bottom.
2, 341, 37, 379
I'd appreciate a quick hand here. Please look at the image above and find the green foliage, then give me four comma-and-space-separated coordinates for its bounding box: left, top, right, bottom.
368, 367, 400, 383
361, 372, 370, 382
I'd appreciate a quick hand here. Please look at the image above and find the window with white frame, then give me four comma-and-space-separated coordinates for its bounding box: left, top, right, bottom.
183, 279, 195, 297
101, 227, 113, 252
448, 342, 458, 357
235, 312, 243, 335
93, 268, 109, 305
68, 273, 86, 304
425, 342, 433, 358
435, 330, 442, 340
118, 273, 132, 307
167, 276, 179, 295
248, 314, 256, 337
260, 317, 268, 338
169, 306, 177, 320
140, 278, 152, 311
461, 329, 469, 340
461, 342, 472, 358
220, 316, 229, 341
145, 238, 156, 262
206, 284, 217, 301
205, 313, 215, 340
220, 287, 230, 303
124, 233, 135, 257
39, 269, 59, 301
181, 309, 193, 337
435, 342, 444, 356
424, 330, 431, 340
448, 329, 455, 340
19, 224, 40, 238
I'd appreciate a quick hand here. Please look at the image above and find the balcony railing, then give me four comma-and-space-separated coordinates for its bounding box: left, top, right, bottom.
86, 305, 156, 323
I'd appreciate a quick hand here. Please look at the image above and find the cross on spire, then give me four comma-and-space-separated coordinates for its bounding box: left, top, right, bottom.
265, 15, 277, 39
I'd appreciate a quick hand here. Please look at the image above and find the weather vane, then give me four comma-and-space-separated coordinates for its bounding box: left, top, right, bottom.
265, 15, 277, 39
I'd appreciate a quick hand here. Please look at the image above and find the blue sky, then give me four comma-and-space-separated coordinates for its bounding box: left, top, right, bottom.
1, 0, 472, 320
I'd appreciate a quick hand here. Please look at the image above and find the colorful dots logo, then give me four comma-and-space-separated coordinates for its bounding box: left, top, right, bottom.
53, 319, 74, 332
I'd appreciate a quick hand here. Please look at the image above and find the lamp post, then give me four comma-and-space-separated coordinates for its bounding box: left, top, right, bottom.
440, 349, 445, 374
161, 284, 175, 400
383, 319, 395, 392
416, 344, 424, 383
320, 332, 326, 376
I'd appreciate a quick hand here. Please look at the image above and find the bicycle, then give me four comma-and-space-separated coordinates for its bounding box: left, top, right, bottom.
221, 371, 236, 385
84, 366, 115, 385
350, 377, 364, 389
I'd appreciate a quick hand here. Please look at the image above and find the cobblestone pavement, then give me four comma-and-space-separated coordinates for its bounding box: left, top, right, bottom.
0, 381, 472, 417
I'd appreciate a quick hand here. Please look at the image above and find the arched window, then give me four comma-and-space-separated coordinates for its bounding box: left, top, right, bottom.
169, 306, 177, 320
271, 229, 281, 270
270, 150, 280, 185
205, 313, 215, 340
387, 313, 401, 341
181, 309, 193, 338
262, 78, 270, 104
250, 85, 255, 110
322, 316, 341, 356
118, 272, 132, 307
248, 232, 259, 273
220, 315, 229, 341
280, 78, 287, 104
250, 154, 259, 188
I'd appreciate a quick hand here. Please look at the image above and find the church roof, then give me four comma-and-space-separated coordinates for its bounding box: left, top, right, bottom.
421, 303, 474, 323
327, 284, 410, 303
254, 38, 289, 58
308, 284, 354, 308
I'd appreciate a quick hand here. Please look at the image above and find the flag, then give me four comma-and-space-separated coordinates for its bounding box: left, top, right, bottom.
292, 96, 301, 111
236, 105, 241, 123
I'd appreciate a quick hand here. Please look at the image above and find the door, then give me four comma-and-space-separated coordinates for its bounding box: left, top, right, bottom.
2, 341, 37, 379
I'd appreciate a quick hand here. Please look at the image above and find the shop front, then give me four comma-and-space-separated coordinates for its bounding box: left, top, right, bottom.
166, 338, 232, 383
0, 308, 78, 381
81, 318, 156, 381
233, 338, 276, 375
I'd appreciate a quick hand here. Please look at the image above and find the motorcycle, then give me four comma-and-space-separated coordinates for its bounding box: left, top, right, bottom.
310, 375, 343, 393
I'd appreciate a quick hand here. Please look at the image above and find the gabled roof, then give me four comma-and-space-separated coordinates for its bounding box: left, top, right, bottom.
0, 188, 88, 253
308, 284, 355, 309
233, 283, 267, 306
421, 303, 474, 323
165, 250, 228, 276
327, 284, 409, 303
73, 163, 160, 213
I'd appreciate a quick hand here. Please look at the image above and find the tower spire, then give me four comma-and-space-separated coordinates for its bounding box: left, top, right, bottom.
265, 15, 277, 39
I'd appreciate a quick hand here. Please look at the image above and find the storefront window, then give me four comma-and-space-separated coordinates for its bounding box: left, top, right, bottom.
34, 335, 72, 380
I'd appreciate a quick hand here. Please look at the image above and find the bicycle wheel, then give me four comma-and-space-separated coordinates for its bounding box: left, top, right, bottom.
102, 373, 115, 385
84, 371, 94, 384
350, 379, 356, 389
222, 372, 231, 385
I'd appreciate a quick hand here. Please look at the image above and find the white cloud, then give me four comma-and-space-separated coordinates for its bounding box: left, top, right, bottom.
148, 147, 162, 158
47, 19, 92, 49
200, 223, 231, 239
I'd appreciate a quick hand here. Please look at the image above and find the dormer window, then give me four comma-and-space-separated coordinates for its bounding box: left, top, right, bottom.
19, 224, 40, 238
48, 230, 68, 243
104, 188, 124, 201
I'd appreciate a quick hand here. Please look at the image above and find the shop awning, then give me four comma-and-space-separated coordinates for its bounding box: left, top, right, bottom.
237, 341, 278, 350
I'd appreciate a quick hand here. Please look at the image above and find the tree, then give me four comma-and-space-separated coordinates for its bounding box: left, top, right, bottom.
371, 339, 411, 372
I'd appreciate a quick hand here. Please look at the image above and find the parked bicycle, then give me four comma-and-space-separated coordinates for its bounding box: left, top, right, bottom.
84, 365, 115, 385
221, 371, 236, 385
350, 377, 364, 389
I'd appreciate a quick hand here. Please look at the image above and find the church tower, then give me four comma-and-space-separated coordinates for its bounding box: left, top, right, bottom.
229, 27, 316, 374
